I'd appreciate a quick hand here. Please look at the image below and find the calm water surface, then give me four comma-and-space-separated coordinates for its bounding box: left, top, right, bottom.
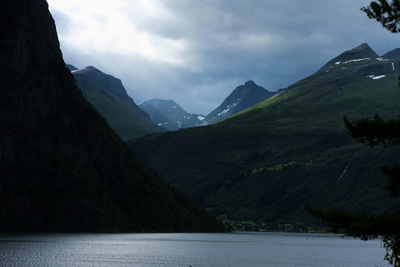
0, 232, 389, 266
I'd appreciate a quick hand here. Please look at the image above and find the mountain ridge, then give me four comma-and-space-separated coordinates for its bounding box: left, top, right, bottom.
127, 43, 400, 225
321, 43, 379, 71
69, 65, 167, 140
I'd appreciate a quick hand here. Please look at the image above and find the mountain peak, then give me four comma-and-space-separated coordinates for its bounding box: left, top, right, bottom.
351, 43, 371, 52
244, 80, 256, 86
322, 43, 379, 70
204, 81, 277, 124
338, 43, 378, 60
72, 65, 100, 75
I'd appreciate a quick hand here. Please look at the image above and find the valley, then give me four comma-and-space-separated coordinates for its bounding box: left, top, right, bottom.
4, 0, 399, 232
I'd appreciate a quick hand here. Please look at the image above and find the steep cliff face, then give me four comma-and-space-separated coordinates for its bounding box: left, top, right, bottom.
0, 0, 223, 232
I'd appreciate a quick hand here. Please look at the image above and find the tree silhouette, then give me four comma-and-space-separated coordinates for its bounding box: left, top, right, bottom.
308, 1, 400, 266
362, 0, 400, 33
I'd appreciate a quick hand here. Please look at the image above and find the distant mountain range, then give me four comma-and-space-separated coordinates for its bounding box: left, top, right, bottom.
139, 99, 205, 131
139, 81, 280, 130
67, 64, 279, 134
128, 43, 400, 225
68, 65, 167, 141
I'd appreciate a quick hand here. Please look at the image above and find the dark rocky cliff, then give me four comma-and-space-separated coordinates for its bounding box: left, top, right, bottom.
0, 0, 223, 232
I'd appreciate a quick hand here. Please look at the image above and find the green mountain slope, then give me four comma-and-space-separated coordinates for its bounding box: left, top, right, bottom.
70, 65, 167, 141
232, 43, 400, 131
127, 44, 400, 225
0, 0, 223, 232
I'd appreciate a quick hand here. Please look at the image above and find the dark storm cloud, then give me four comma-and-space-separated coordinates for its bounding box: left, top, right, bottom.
49, 0, 400, 115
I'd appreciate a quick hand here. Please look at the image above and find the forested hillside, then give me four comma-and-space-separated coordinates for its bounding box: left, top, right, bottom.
128, 44, 400, 224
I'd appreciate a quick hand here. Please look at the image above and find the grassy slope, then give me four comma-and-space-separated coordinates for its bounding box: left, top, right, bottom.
232, 58, 400, 131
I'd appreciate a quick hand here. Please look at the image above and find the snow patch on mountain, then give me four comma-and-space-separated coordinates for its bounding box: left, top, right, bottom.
330, 58, 374, 69
367, 75, 386, 80
218, 98, 241, 117
343, 58, 370, 64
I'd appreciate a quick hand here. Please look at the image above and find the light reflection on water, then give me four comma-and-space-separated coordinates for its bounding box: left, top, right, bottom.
0, 232, 389, 267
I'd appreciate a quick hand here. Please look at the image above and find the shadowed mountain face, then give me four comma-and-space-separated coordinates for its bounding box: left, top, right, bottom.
0, 0, 223, 232
139, 99, 205, 131
381, 48, 400, 59
69, 65, 167, 140
128, 43, 400, 224
204, 81, 280, 125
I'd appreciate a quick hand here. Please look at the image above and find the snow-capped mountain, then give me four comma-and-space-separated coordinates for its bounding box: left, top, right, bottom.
203, 80, 281, 125
139, 99, 205, 131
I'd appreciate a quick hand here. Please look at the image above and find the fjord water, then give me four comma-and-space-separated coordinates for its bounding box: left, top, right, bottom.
0, 232, 388, 267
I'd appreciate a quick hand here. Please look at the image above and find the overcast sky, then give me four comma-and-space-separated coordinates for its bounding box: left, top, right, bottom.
47, 0, 399, 115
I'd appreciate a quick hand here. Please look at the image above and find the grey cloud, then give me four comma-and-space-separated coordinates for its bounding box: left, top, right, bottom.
49, 6, 73, 37
54, 0, 400, 115
92, 13, 108, 26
